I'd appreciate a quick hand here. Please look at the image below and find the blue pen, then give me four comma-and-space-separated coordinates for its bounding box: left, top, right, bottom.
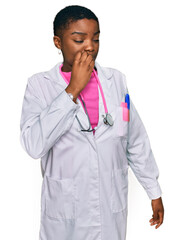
125, 93, 130, 110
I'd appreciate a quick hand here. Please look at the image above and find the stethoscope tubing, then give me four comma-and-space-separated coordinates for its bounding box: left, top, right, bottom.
59, 63, 113, 131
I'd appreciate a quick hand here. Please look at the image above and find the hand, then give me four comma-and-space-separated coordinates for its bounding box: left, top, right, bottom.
65, 51, 95, 101
149, 197, 164, 229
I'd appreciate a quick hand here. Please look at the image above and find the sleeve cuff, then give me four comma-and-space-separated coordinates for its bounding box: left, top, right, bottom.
54, 89, 80, 111
145, 183, 162, 200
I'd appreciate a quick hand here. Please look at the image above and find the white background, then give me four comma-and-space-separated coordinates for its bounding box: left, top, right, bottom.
1, 0, 184, 239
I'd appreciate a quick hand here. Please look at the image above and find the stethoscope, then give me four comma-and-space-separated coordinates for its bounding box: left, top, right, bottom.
59, 64, 114, 132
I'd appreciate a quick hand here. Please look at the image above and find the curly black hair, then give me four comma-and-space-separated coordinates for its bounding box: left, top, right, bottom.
53, 5, 99, 37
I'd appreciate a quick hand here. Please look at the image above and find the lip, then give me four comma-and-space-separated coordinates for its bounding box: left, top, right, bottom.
82, 51, 96, 61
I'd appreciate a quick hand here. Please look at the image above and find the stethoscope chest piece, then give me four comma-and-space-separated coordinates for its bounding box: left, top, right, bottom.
103, 113, 114, 126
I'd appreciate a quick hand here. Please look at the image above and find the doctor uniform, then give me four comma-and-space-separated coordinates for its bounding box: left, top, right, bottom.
20, 61, 162, 240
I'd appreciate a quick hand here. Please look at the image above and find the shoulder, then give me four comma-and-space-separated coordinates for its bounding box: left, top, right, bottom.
96, 62, 126, 81
27, 71, 47, 89
109, 66, 126, 80
27, 62, 62, 86
28, 72, 44, 83
99, 64, 128, 89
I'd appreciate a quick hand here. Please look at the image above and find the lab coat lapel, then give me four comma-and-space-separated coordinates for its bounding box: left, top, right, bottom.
94, 62, 115, 139
95, 61, 113, 111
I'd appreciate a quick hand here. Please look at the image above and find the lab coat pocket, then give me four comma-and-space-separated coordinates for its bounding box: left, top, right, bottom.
111, 168, 128, 213
45, 175, 76, 220
113, 106, 129, 139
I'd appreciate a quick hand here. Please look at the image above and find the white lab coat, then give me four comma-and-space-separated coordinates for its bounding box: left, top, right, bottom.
20, 61, 162, 240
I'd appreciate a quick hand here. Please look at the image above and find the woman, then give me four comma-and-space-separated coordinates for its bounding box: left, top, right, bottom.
20, 5, 164, 240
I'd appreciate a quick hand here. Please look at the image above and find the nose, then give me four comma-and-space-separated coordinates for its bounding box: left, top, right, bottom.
84, 40, 94, 54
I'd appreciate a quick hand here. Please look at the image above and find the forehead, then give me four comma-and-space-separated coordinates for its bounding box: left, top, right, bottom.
63, 18, 99, 35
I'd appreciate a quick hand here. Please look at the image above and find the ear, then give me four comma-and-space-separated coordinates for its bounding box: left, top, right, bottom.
53, 36, 62, 50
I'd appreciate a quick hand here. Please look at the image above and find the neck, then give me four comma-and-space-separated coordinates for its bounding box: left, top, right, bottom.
61, 63, 72, 72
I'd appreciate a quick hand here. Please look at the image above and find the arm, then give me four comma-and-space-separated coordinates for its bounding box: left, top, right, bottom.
20, 51, 95, 159
126, 99, 164, 227
20, 77, 80, 159
126, 99, 162, 199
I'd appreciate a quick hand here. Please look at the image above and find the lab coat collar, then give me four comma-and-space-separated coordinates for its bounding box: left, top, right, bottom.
95, 61, 113, 80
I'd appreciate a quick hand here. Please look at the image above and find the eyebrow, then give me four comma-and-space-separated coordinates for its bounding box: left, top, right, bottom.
71, 30, 100, 35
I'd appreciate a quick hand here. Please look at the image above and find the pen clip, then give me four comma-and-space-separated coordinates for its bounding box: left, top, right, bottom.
125, 93, 130, 110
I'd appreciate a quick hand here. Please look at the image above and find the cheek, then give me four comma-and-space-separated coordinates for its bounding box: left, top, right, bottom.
94, 44, 99, 57
65, 44, 83, 59
93, 42, 99, 52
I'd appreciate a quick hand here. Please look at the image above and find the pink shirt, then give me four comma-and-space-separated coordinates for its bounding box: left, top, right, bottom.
59, 65, 99, 131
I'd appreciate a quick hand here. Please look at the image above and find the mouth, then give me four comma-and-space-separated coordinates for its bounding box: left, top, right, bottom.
85, 51, 96, 60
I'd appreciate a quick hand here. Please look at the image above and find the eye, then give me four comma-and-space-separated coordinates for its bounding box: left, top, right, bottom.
94, 39, 99, 42
74, 40, 83, 43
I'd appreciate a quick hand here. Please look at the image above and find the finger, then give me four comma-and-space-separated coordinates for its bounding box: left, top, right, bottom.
155, 222, 162, 229
85, 55, 94, 69
150, 219, 158, 225
158, 211, 164, 225
80, 51, 88, 62
73, 51, 83, 63
152, 219, 160, 225
151, 222, 159, 227
86, 53, 93, 61
88, 62, 95, 74
150, 216, 160, 226
88, 56, 94, 67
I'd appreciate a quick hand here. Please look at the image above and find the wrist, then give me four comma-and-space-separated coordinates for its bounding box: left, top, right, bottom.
65, 85, 81, 103
151, 197, 162, 203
